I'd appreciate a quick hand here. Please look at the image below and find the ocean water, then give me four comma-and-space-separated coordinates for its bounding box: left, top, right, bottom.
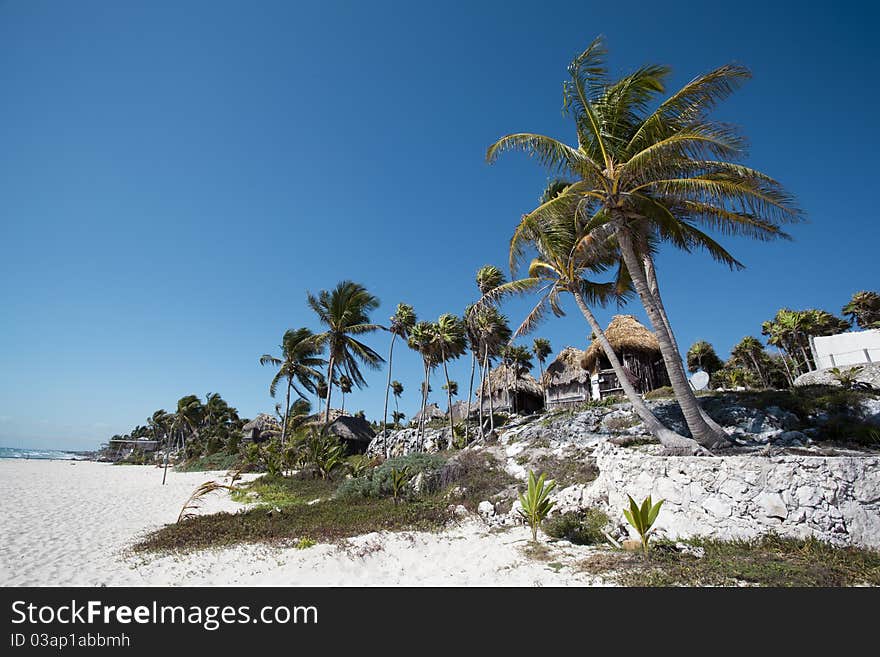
0, 447, 90, 461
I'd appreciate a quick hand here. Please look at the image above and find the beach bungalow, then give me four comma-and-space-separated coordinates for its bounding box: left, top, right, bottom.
241, 413, 279, 444
579, 315, 670, 400
542, 346, 591, 409
326, 415, 376, 454
479, 362, 544, 415
412, 403, 446, 425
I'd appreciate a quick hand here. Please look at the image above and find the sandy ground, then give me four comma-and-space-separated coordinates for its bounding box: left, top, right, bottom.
0, 460, 606, 586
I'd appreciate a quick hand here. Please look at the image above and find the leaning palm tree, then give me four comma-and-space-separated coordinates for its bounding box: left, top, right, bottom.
469, 305, 512, 436
487, 37, 802, 448
843, 291, 880, 329
433, 313, 467, 447
307, 281, 385, 425
174, 395, 204, 452
382, 304, 416, 437
478, 208, 702, 453
260, 327, 325, 444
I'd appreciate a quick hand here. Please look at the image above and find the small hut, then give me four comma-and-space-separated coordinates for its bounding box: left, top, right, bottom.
412, 403, 446, 424
480, 363, 544, 415
448, 399, 476, 422
327, 415, 376, 454
579, 315, 669, 399
542, 346, 591, 409
241, 413, 280, 444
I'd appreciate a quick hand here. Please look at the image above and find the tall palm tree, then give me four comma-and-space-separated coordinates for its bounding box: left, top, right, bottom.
478, 205, 702, 452
433, 313, 467, 447
307, 281, 384, 425
532, 337, 552, 405
730, 336, 769, 387
260, 328, 325, 444
408, 321, 438, 448
470, 305, 512, 436
392, 410, 406, 429
843, 291, 880, 329
391, 380, 404, 418
174, 395, 204, 451
338, 374, 353, 414
487, 37, 802, 449
382, 303, 416, 437
685, 341, 723, 375
469, 266, 509, 438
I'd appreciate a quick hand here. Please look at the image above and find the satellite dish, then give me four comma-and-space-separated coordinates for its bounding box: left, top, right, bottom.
691, 370, 710, 391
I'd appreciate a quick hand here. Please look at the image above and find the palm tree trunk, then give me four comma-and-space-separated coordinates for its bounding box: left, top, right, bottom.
643, 252, 727, 435
538, 360, 546, 408
281, 378, 291, 446
323, 357, 336, 427
419, 360, 430, 450
381, 333, 397, 438
487, 353, 496, 434
617, 230, 727, 449
465, 351, 476, 442
571, 290, 702, 453
341, 391, 346, 414
749, 353, 767, 388
478, 347, 487, 438
443, 359, 455, 449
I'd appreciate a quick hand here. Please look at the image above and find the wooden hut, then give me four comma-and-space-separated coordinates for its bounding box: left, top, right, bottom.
579, 315, 669, 399
542, 346, 591, 409
480, 362, 544, 414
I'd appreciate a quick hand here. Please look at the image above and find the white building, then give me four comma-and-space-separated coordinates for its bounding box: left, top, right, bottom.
810, 328, 880, 369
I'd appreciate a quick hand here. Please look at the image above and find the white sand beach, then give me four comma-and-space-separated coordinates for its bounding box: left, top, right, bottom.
0, 460, 605, 586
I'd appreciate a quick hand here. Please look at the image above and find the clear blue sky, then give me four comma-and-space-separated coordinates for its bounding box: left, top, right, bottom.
1, 1, 876, 449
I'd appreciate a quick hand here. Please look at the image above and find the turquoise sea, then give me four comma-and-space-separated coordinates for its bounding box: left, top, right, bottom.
0, 446, 91, 460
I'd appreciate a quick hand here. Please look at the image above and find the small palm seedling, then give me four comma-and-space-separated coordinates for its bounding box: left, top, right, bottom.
829, 366, 863, 390
622, 494, 664, 556
518, 470, 556, 542
390, 466, 411, 503
348, 454, 376, 477
178, 480, 241, 523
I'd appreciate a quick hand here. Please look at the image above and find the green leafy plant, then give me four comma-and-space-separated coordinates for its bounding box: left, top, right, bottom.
622, 494, 664, 556
828, 366, 863, 390
347, 454, 376, 477
518, 470, 556, 542
295, 537, 316, 550
390, 466, 411, 503
307, 432, 345, 480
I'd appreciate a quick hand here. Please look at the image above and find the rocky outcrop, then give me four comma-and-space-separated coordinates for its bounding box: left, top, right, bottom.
794, 362, 880, 389
367, 427, 451, 457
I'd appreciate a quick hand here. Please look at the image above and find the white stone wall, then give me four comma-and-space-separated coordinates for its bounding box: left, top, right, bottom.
581, 444, 880, 548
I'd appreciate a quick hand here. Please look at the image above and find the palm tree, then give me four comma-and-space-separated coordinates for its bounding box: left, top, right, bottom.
478, 203, 702, 453
382, 304, 416, 437
307, 281, 384, 425
532, 337, 552, 404
730, 336, 769, 387
843, 291, 880, 329
686, 341, 724, 375
338, 375, 353, 414
174, 395, 204, 452
433, 313, 467, 447
468, 305, 512, 437
391, 380, 404, 418
392, 410, 406, 429
408, 321, 438, 448
260, 328, 325, 444
487, 37, 802, 449
315, 379, 328, 413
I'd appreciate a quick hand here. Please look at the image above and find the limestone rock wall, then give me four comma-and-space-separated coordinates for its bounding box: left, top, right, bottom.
579, 443, 880, 548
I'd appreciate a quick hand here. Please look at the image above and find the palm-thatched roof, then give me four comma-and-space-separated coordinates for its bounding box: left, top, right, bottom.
327, 415, 375, 444
482, 363, 543, 398
449, 399, 476, 421
580, 315, 660, 372
541, 346, 589, 386
413, 403, 446, 422
241, 413, 280, 442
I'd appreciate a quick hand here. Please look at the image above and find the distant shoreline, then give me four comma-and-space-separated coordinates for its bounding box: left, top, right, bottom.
0, 447, 95, 461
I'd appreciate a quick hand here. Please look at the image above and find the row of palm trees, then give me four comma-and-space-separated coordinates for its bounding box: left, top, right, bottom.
476, 37, 804, 452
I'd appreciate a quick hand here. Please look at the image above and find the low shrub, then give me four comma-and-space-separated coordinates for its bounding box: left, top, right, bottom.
544, 509, 609, 545
644, 386, 675, 400
336, 453, 447, 499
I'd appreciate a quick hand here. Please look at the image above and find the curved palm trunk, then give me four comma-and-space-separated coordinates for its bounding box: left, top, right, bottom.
487, 354, 496, 434
618, 231, 727, 449
381, 333, 397, 439
643, 252, 727, 434
748, 352, 768, 388
281, 378, 292, 446
478, 348, 487, 438
464, 351, 476, 442
571, 290, 702, 453
443, 359, 455, 449
323, 357, 336, 427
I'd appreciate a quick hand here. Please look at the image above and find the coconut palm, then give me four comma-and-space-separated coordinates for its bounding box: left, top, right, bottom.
392, 410, 406, 429
729, 336, 769, 387
469, 305, 512, 437
762, 308, 849, 375
476, 265, 505, 295
390, 380, 404, 417
260, 328, 325, 444
408, 321, 439, 448
433, 313, 467, 447
382, 304, 416, 437
686, 341, 723, 375
173, 395, 204, 451
487, 37, 802, 448
532, 337, 552, 404
307, 281, 384, 425
338, 374, 353, 414
477, 207, 702, 452
843, 291, 880, 329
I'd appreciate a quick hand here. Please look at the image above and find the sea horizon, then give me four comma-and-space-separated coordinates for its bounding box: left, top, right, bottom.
0, 446, 93, 460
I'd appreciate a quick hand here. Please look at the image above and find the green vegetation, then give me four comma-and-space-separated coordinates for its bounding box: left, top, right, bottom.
579, 535, 880, 587
528, 452, 597, 488
622, 495, 664, 556
644, 386, 675, 400
230, 474, 337, 508
175, 452, 242, 472
544, 509, 609, 545
518, 470, 556, 542
337, 453, 446, 499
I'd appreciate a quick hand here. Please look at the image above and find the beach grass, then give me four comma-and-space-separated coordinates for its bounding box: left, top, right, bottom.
577, 535, 880, 587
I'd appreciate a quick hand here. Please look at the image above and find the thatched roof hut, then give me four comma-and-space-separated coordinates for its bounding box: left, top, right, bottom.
449, 399, 476, 422
480, 363, 544, 414
327, 415, 375, 453
542, 346, 590, 408
241, 413, 280, 443
413, 403, 446, 423
579, 315, 668, 397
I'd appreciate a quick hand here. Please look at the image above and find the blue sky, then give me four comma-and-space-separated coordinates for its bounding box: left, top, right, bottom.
1, 1, 876, 449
